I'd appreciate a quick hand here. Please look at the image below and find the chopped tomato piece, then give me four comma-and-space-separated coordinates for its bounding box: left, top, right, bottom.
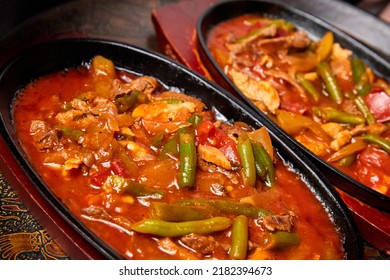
111, 158, 130, 178
90, 169, 111, 186
90, 158, 130, 186
197, 121, 241, 165
364, 88, 390, 123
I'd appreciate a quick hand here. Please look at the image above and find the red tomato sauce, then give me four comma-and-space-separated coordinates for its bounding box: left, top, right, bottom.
12, 56, 344, 259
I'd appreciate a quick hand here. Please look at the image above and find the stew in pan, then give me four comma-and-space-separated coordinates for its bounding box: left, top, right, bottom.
12, 55, 344, 259
207, 14, 390, 197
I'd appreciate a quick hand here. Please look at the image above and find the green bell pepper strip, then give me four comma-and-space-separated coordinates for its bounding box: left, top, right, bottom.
115, 146, 138, 175
317, 61, 343, 104
263, 231, 301, 250
149, 133, 164, 149
327, 138, 367, 162
235, 23, 272, 44
362, 133, 390, 154
229, 215, 249, 260
351, 57, 371, 96
179, 130, 197, 188
312, 107, 365, 125
130, 217, 232, 237
251, 141, 275, 187
237, 134, 256, 188
177, 198, 272, 218
316, 32, 334, 62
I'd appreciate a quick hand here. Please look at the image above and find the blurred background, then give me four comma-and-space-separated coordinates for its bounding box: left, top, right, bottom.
0, 0, 389, 38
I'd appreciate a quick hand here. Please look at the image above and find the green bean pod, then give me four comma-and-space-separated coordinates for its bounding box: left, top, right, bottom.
187, 113, 203, 127
55, 125, 84, 142
251, 141, 275, 187
159, 132, 180, 159
312, 107, 365, 125
177, 198, 271, 218
179, 130, 197, 188
353, 95, 376, 125
130, 217, 232, 237
351, 57, 371, 96
149, 201, 214, 222
362, 133, 390, 154
337, 153, 356, 167
124, 181, 165, 199
296, 73, 320, 102
114, 90, 147, 112
237, 134, 256, 188
317, 61, 343, 104
104, 175, 164, 199
229, 215, 249, 260
263, 231, 301, 250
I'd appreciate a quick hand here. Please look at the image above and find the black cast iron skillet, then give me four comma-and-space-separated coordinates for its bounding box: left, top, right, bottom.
196, 0, 390, 213
0, 39, 362, 259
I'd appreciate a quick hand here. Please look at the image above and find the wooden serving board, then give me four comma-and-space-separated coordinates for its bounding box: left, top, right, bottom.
151, 0, 390, 255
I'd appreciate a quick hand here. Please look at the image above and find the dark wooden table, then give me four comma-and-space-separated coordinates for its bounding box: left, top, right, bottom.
0, 0, 389, 260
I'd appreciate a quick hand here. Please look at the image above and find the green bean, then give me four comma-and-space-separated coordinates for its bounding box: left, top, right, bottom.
251, 141, 275, 187
229, 215, 248, 260
317, 61, 343, 104
159, 132, 180, 159
125, 181, 164, 199
296, 73, 320, 102
187, 113, 203, 127
130, 217, 232, 237
149, 201, 214, 222
114, 90, 147, 112
353, 95, 376, 125
362, 133, 390, 154
351, 57, 371, 96
177, 198, 272, 218
179, 130, 197, 188
237, 134, 256, 188
312, 107, 365, 125
55, 125, 84, 142
104, 175, 164, 199
337, 153, 356, 167
263, 231, 301, 250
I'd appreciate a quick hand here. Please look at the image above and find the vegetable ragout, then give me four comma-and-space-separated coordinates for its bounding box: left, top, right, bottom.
207, 14, 390, 197
13, 55, 344, 259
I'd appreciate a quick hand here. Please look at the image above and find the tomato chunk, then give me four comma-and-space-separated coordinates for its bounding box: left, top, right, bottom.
364, 88, 390, 123
197, 121, 241, 165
